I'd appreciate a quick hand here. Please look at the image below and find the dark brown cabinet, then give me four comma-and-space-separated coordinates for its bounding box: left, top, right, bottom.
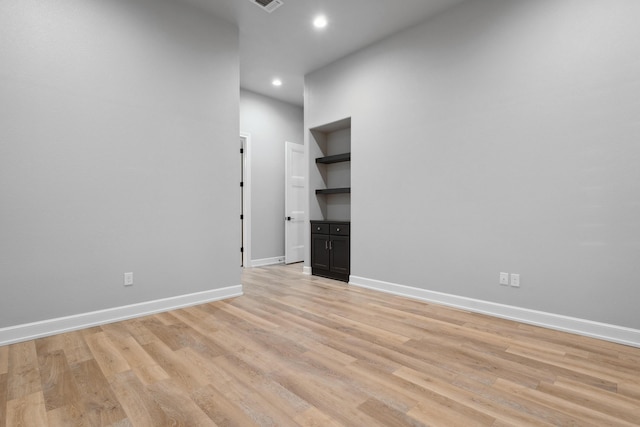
311, 220, 350, 282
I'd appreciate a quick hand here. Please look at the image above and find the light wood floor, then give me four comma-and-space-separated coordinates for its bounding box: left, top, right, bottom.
1, 264, 640, 426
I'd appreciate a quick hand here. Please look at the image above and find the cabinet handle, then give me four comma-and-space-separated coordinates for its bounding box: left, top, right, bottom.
329, 241, 333, 250
317, 227, 321, 231
336, 228, 340, 232
325, 241, 328, 250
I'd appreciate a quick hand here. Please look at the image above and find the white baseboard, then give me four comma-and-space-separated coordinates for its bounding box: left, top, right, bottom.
349, 276, 640, 348
251, 256, 285, 267
302, 266, 312, 275
0, 285, 243, 346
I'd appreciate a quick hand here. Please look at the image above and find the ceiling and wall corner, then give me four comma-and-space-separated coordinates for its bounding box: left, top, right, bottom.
182, 0, 467, 106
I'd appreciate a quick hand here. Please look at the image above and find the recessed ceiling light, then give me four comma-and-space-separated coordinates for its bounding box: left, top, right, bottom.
313, 15, 328, 29
272, 78, 282, 87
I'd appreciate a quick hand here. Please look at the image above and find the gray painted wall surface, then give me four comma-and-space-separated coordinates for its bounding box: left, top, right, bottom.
304, 0, 640, 329
0, 0, 240, 327
240, 90, 303, 261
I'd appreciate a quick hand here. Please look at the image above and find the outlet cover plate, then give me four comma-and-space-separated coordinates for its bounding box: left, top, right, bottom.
499, 272, 509, 286
124, 272, 134, 286
510, 273, 520, 287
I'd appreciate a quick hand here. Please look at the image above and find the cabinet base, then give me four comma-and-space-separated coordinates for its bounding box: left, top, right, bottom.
312, 269, 349, 283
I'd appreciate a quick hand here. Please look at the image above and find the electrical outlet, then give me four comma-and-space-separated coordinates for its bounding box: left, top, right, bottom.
510, 273, 520, 287
124, 272, 134, 286
499, 272, 509, 286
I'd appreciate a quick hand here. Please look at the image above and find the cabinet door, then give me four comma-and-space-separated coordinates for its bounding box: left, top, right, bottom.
330, 235, 350, 275
311, 234, 330, 271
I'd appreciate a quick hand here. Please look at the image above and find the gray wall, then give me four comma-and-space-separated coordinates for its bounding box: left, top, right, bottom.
0, 0, 239, 327
305, 0, 640, 329
240, 90, 303, 262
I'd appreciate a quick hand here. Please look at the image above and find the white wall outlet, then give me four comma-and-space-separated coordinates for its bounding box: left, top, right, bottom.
124, 272, 134, 286
510, 273, 520, 287
499, 272, 509, 286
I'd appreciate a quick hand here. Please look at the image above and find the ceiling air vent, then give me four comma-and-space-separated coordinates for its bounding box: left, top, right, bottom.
251, 0, 283, 13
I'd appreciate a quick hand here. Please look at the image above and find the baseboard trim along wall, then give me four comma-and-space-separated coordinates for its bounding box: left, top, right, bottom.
0, 285, 243, 346
349, 276, 640, 349
302, 266, 312, 275
251, 256, 285, 267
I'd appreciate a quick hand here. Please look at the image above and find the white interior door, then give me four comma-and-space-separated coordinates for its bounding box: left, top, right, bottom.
285, 141, 305, 264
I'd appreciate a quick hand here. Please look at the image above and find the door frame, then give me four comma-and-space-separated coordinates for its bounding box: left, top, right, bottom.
240, 132, 252, 268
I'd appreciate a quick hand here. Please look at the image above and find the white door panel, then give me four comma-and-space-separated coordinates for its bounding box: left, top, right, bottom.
285, 142, 305, 264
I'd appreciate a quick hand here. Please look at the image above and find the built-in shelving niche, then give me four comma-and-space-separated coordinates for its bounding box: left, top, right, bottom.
310, 117, 351, 221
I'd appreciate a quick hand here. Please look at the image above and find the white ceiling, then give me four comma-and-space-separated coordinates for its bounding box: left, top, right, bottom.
185, 0, 466, 106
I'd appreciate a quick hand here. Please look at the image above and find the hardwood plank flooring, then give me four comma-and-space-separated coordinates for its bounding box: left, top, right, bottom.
1, 263, 640, 426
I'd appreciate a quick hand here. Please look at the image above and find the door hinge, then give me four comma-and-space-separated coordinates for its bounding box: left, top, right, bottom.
240, 182, 244, 187
240, 247, 244, 253
240, 148, 244, 154
240, 214, 244, 220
